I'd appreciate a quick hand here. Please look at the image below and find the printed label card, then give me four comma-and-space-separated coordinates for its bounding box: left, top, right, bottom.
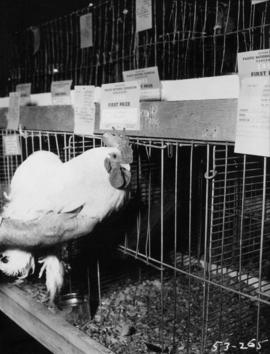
74, 85, 96, 135
252, 0, 269, 5
7, 92, 21, 130
100, 81, 140, 130
80, 13, 93, 48
238, 49, 270, 79
51, 80, 72, 105
123, 66, 161, 100
16, 83, 31, 106
3, 135, 22, 156
136, 0, 152, 32
235, 76, 270, 157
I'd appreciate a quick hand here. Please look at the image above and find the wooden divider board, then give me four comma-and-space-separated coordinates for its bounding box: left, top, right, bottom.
0, 284, 112, 354
0, 99, 237, 142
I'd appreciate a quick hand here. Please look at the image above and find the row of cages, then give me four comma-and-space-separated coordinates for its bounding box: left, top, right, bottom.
0, 129, 270, 353
4, 0, 270, 95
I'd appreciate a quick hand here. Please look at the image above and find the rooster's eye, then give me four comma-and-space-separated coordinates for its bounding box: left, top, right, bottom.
112, 153, 117, 159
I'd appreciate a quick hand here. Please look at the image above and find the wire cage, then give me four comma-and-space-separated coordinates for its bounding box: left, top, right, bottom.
0, 129, 71, 206
3, 0, 270, 95
1, 129, 270, 353
117, 140, 270, 353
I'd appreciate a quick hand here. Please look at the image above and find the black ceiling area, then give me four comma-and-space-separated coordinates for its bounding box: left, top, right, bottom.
0, 0, 91, 94
0, 0, 91, 32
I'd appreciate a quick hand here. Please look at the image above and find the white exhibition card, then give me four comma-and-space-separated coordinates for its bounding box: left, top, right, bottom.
237, 49, 270, 79
235, 77, 270, 157
3, 135, 22, 156
123, 66, 161, 100
7, 92, 20, 130
136, 0, 152, 32
74, 85, 96, 135
80, 13, 93, 49
16, 83, 31, 106
100, 81, 140, 130
51, 80, 72, 105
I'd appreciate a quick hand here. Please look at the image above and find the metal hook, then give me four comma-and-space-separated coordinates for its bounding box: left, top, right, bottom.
18, 125, 28, 139
167, 144, 174, 159
204, 169, 217, 180
145, 145, 152, 159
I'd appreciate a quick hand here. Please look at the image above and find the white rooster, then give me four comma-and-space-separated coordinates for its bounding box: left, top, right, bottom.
0, 131, 132, 303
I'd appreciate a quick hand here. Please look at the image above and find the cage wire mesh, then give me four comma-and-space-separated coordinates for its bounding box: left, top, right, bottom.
1, 131, 270, 352
3, 0, 270, 95
118, 139, 270, 353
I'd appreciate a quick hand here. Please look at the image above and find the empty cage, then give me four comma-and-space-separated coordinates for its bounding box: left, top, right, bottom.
117, 139, 270, 353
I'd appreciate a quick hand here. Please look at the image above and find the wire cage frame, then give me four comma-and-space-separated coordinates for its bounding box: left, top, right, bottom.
0, 129, 270, 353
3, 0, 270, 95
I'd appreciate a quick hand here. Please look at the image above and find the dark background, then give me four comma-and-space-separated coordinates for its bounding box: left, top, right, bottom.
0, 0, 91, 31
0, 311, 51, 353
0, 0, 91, 94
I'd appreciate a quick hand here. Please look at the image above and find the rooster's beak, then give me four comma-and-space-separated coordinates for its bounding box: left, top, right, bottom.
120, 163, 130, 172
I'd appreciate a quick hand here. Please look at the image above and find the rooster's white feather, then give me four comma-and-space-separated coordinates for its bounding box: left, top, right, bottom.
0, 146, 129, 303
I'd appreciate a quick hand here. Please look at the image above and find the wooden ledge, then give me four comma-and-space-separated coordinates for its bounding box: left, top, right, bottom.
0, 99, 238, 142
0, 284, 112, 354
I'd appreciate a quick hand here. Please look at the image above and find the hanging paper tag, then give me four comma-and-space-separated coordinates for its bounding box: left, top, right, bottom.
237, 49, 270, 79
136, 0, 152, 32
235, 77, 270, 157
100, 81, 140, 130
80, 13, 93, 49
3, 135, 22, 156
30, 26, 40, 55
123, 66, 161, 100
16, 83, 31, 106
252, 0, 269, 4
7, 92, 20, 130
74, 85, 96, 135
51, 80, 72, 105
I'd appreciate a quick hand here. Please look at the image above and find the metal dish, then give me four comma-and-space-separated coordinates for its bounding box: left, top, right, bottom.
59, 292, 85, 307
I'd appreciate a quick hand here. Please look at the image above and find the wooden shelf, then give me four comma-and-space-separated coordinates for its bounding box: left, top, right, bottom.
0, 99, 237, 142
0, 283, 112, 354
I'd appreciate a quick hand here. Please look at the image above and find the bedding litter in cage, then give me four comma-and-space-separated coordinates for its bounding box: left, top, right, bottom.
15, 262, 270, 354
